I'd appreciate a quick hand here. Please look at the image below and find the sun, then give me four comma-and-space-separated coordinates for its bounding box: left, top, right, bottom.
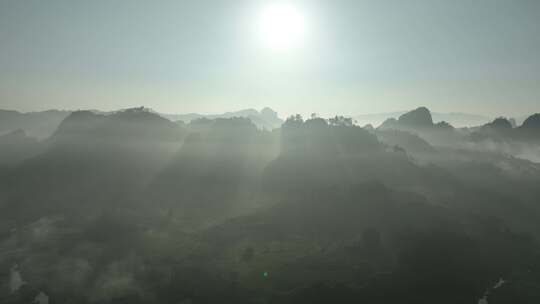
258, 3, 307, 51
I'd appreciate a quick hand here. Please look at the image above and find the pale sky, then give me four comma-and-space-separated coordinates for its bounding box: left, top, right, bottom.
1, 0, 539, 117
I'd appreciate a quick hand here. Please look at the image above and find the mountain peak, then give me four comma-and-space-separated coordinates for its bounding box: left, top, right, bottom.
480, 117, 513, 132
521, 113, 540, 129
53, 108, 183, 143
398, 107, 433, 127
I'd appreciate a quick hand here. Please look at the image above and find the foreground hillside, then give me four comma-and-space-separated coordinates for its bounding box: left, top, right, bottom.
1, 108, 540, 304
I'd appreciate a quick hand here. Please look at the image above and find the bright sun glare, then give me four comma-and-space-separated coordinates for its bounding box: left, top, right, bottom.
258, 3, 306, 51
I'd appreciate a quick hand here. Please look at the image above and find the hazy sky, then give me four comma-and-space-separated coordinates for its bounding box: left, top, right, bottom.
1, 0, 539, 117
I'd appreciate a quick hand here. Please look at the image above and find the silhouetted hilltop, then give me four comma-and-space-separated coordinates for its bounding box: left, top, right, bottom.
520, 113, 540, 130
471, 117, 514, 142
281, 115, 381, 155
0, 109, 70, 139
471, 114, 540, 145
515, 113, 540, 143
263, 115, 459, 197
0, 108, 187, 220
51, 110, 106, 141
0, 107, 282, 142
377, 107, 461, 147
380, 107, 453, 131
162, 107, 284, 130
52, 107, 184, 144
482, 117, 513, 131
398, 107, 434, 128
355, 111, 491, 128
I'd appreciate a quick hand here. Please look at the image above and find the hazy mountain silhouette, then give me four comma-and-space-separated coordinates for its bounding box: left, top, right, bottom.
51, 107, 184, 145
161, 107, 284, 130
470, 117, 514, 142
0, 108, 185, 221
379, 107, 454, 130
0, 107, 283, 145
519, 113, 540, 139
2, 106, 540, 304
397, 106, 434, 128
0, 109, 70, 139
482, 117, 514, 131
262, 115, 460, 201
377, 107, 465, 148
470, 113, 540, 146
355, 110, 491, 128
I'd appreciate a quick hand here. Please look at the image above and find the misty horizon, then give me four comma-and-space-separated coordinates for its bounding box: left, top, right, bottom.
2, 0, 540, 117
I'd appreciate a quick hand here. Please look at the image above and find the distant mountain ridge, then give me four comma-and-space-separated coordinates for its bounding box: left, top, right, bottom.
1, 106, 536, 141
51, 108, 184, 144
161, 107, 283, 130
0, 109, 70, 139
0, 107, 284, 139
471, 113, 540, 144
379, 107, 455, 131
355, 111, 492, 128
